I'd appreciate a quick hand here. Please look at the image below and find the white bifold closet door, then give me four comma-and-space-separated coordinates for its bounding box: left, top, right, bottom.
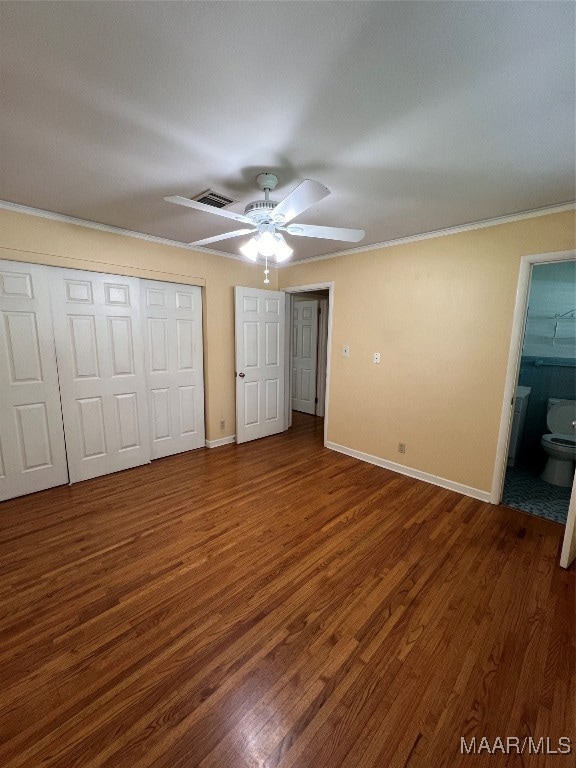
49, 268, 151, 483
142, 280, 205, 458
0, 261, 68, 501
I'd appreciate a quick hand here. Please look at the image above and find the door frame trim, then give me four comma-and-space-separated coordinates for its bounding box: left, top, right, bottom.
283, 282, 334, 446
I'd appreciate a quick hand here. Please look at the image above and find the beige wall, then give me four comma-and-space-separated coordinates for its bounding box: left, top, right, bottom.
279, 210, 575, 493
0, 208, 278, 441
2, 206, 574, 493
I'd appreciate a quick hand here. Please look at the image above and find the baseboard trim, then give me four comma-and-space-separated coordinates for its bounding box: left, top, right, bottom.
326, 441, 492, 503
205, 435, 236, 448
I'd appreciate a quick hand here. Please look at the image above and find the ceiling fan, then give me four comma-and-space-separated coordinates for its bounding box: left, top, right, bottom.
164, 173, 365, 264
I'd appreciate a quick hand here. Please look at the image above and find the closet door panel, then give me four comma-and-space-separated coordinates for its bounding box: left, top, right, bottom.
142, 281, 205, 459
50, 269, 150, 483
0, 261, 68, 501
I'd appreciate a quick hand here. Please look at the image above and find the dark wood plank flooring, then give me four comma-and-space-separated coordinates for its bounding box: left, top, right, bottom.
0, 413, 574, 767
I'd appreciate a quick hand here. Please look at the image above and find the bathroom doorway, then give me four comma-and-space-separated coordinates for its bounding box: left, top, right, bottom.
499, 258, 576, 525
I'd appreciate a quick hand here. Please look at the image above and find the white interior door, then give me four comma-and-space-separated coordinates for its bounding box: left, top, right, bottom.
235, 286, 285, 444
291, 299, 318, 415
0, 261, 68, 501
142, 280, 205, 459
50, 268, 150, 483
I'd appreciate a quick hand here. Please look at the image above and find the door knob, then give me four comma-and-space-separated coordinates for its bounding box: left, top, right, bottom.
239, 372, 245, 378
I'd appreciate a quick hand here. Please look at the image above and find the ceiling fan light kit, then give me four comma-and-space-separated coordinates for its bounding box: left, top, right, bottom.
165, 172, 365, 281
240, 229, 293, 263
238, 237, 259, 262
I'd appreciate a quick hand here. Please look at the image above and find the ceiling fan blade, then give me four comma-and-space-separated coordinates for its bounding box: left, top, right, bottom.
270, 179, 330, 224
165, 195, 253, 224
189, 228, 255, 247
284, 223, 365, 242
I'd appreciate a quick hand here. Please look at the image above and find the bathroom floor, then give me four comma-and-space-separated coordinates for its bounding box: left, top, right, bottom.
502, 465, 572, 524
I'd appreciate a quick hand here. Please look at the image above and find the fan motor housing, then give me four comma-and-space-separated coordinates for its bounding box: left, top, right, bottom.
244, 199, 278, 223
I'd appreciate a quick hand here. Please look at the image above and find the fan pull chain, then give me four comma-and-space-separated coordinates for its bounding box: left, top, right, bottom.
264, 254, 269, 284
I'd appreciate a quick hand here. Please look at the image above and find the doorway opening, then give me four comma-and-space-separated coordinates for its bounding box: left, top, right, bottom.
501, 261, 575, 524
283, 283, 334, 446
291, 290, 329, 416
492, 250, 576, 568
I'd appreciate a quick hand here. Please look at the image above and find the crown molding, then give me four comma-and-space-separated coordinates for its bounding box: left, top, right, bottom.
277, 201, 576, 267
1, 198, 573, 268
0, 200, 247, 263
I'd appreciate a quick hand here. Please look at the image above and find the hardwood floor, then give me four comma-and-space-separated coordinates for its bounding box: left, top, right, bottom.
0, 413, 573, 767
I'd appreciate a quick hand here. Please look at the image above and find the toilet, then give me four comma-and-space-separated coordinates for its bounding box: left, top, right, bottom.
541, 399, 576, 487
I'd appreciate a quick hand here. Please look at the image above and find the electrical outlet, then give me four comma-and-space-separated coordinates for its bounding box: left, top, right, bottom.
220, 419, 225, 430
373, 352, 381, 364
398, 442, 406, 454
342, 345, 350, 357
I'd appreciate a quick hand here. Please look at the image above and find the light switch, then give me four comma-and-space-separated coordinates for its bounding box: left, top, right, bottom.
342, 345, 350, 357
373, 352, 381, 364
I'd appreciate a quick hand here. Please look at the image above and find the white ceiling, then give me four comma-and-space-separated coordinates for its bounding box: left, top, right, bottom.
1, 1, 574, 262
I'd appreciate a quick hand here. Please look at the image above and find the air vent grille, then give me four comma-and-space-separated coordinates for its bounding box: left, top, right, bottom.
193, 189, 235, 208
